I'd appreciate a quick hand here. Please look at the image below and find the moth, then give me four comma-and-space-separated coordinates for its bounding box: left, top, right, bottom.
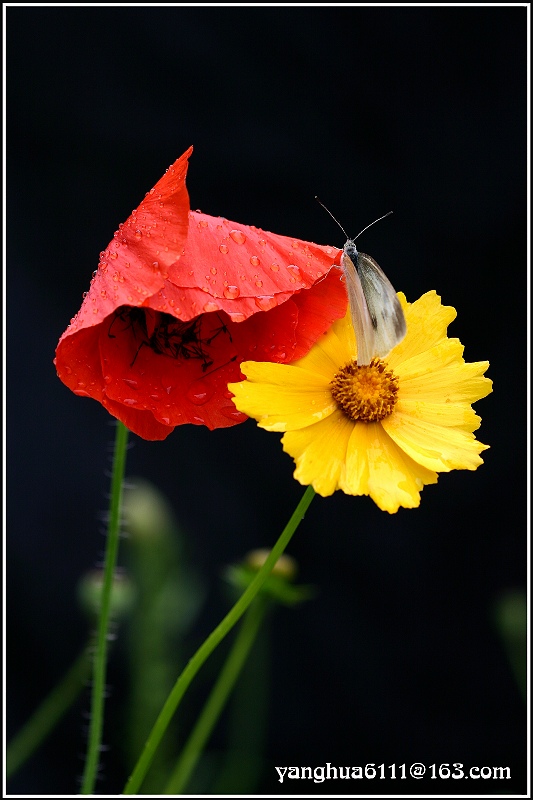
316, 199, 407, 365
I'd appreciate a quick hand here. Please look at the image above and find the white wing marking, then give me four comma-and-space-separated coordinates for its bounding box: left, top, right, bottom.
341, 243, 406, 366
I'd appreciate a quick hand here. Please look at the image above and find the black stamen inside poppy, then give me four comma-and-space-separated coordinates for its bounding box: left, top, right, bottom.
108, 307, 232, 369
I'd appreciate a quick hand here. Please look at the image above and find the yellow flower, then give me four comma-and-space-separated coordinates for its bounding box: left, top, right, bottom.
228, 291, 492, 513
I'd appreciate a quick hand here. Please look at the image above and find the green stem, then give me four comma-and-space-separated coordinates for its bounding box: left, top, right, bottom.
6, 647, 91, 779
80, 421, 129, 794
123, 485, 316, 794
164, 597, 268, 794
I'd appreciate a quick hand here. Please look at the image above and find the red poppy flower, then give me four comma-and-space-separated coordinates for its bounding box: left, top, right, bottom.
55, 146, 347, 440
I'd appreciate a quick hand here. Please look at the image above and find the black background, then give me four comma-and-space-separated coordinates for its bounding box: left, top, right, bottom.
7, 5, 527, 796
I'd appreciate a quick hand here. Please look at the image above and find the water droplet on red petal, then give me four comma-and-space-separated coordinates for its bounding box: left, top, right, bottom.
255, 295, 277, 311
230, 229, 246, 245
203, 301, 219, 313
219, 405, 248, 422
223, 285, 240, 299
287, 265, 302, 280
186, 379, 215, 406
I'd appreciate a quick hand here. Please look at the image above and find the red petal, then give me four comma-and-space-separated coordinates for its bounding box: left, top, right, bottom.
290, 267, 347, 359
100, 397, 176, 441
54, 325, 106, 402
142, 282, 295, 322
98, 310, 240, 430
58, 147, 192, 342
55, 270, 347, 438
144, 211, 341, 321
54, 323, 175, 439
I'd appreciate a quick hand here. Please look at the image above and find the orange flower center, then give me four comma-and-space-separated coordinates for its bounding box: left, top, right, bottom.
330, 357, 399, 422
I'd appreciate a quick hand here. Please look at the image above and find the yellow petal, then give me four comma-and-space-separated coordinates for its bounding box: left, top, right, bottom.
281, 410, 353, 496
293, 310, 355, 377
382, 411, 489, 472
237, 361, 328, 388
394, 338, 465, 378
398, 359, 492, 404
229, 362, 335, 432
387, 291, 457, 368
395, 398, 483, 432
339, 423, 370, 497
339, 422, 438, 513
291, 333, 343, 380
329, 309, 357, 359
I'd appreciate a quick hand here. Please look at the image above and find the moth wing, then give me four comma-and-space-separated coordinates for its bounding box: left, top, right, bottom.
356, 253, 407, 359
341, 250, 376, 365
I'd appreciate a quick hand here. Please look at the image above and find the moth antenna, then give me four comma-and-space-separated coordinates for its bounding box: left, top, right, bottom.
353, 211, 393, 242
314, 196, 349, 239
315, 197, 393, 242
